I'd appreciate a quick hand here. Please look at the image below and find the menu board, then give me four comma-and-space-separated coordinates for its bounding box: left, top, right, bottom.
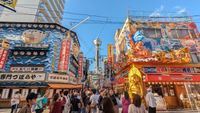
2, 89, 10, 99
21, 89, 29, 100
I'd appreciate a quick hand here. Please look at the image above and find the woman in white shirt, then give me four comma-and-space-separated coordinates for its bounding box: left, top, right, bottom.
128, 94, 146, 113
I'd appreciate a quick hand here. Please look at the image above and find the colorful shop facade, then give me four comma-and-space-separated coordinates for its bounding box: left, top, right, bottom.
0, 22, 85, 107
113, 17, 200, 110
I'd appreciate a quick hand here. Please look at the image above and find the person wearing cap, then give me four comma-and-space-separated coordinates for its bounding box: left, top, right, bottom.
145, 87, 157, 113
18, 92, 37, 113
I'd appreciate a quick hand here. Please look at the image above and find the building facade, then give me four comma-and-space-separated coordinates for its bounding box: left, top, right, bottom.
114, 17, 200, 110
0, 0, 65, 23
0, 22, 83, 107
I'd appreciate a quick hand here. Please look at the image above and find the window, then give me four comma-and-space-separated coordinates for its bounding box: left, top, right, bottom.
139, 28, 162, 38
191, 53, 199, 63
171, 29, 190, 39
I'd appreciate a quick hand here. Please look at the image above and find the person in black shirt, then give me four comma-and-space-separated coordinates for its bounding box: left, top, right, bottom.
109, 89, 119, 113
70, 92, 81, 113
98, 89, 105, 113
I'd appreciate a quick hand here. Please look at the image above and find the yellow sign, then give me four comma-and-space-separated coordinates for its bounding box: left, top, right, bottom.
0, 0, 17, 11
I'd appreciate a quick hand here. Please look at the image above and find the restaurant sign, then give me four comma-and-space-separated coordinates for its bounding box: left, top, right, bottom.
0, 73, 46, 81
48, 74, 69, 83
143, 67, 192, 73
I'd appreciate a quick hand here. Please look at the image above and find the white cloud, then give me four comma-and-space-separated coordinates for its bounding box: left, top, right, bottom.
174, 6, 187, 15
177, 8, 186, 14
150, 5, 164, 17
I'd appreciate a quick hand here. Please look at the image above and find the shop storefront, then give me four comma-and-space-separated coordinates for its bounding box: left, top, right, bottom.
0, 22, 84, 108
143, 66, 200, 110
0, 73, 47, 108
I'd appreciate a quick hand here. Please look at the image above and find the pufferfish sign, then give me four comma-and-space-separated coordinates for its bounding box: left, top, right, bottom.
0, 0, 17, 12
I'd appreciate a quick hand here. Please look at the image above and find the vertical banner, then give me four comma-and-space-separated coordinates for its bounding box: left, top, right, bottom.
58, 37, 71, 72
78, 53, 83, 77
52, 43, 58, 71
0, 48, 9, 69
107, 44, 114, 64
64, 38, 71, 73
0, 0, 17, 12
2, 89, 10, 99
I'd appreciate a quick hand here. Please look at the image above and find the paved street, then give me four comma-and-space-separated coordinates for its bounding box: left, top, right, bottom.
0, 109, 200, 113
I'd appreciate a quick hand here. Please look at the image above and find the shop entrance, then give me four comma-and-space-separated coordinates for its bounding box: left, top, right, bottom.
184, 84, 200, 110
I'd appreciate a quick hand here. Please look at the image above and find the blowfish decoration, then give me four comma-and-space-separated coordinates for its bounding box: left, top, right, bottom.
132, 31, 145, 42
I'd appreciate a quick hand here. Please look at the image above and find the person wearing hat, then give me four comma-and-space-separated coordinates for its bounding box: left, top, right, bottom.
145, 87, 157, 113
18, 92, 37, 113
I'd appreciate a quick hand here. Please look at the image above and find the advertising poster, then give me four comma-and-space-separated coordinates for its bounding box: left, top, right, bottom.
2, 89, 10, 99
0, 48, 9, 69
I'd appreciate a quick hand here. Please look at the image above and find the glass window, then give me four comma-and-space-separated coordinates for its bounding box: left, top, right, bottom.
177, 29, 190, 38
140, 28, 162, 38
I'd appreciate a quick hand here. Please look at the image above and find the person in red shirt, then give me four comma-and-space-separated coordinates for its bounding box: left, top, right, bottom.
49, 93, 66, 113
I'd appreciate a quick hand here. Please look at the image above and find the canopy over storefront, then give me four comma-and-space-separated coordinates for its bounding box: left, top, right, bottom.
48, 83, 83, 89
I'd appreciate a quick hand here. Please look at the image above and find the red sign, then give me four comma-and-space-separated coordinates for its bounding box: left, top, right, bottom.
78, 54, 83, 77
58, 38, 71, 72
0, 48, 8, 69
145, 74, 200, 82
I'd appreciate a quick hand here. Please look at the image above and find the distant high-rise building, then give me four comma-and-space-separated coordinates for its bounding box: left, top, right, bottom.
0, 0, 65, 23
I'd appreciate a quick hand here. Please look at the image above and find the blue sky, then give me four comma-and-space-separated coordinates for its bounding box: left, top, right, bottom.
62, 0, 200, 68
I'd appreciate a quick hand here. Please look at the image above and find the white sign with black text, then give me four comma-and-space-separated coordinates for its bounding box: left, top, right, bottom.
0, 73, 46, 81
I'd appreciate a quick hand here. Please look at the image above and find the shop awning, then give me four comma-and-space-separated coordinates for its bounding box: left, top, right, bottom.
0, 82, 48, 87
48, 83, 83, 89
144, 74, 200, 82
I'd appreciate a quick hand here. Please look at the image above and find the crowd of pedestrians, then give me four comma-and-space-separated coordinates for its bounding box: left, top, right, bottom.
10, 87, 157, 113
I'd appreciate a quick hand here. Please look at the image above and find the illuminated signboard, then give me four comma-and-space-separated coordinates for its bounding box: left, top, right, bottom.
48, 73, 69, 83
